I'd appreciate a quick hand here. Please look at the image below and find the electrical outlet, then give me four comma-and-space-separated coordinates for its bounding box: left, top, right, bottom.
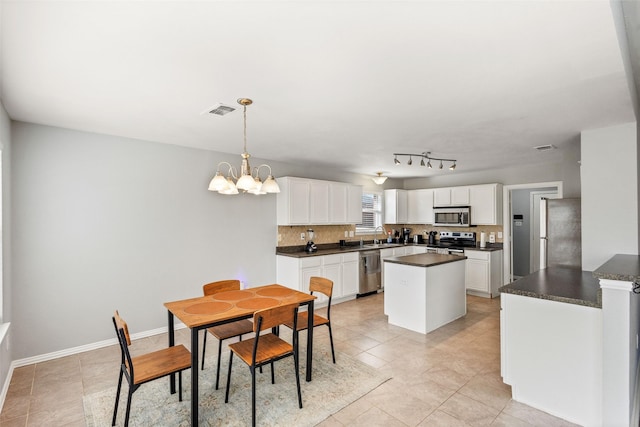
489, 232, 496, 243
344, 231, 348, 238
300, 233, 305, 240
498, 231, 503, 239
349, 231, 354, 237
277, 234, 282, 242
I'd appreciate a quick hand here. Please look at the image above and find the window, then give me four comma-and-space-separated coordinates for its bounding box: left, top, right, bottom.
356, 191, 383, 234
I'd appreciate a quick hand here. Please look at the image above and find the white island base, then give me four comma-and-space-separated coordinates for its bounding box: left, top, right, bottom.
384, 254, 466, 334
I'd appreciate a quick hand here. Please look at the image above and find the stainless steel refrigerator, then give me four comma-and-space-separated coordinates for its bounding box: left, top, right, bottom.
540, 198, 582, 269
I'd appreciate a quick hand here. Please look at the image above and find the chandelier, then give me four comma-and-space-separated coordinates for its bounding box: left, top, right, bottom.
393, 151, 457, 170
208, 98, 280, 195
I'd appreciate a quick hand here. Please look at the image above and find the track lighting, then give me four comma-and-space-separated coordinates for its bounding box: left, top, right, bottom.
392, 151, 457, 171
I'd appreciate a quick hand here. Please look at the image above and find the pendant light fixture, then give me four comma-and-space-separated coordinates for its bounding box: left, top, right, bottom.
392, 151, 457, 171
208, 98, 280, 195
372, 172, 388, 185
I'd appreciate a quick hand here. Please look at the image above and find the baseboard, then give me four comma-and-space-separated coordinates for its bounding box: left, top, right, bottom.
0, 322, 186, 413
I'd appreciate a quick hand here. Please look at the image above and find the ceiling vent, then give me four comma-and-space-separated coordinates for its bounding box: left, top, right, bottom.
533, 144, 557, 152
204, 103, 236, 116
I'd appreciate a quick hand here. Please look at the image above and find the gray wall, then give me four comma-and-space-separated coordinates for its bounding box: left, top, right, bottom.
9, 121, 370, 360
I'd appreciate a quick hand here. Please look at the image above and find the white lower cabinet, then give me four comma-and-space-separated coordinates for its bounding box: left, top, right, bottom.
276, 252, 360, 302
464, 249, 503, 298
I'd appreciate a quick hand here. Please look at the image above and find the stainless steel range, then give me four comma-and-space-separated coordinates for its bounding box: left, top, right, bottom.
426, 231, 476, 256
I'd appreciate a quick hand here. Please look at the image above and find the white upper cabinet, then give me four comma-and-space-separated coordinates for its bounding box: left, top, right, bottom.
329, 182, 347, 224
277, 176, 362, 225
434, 187, 470, 207
469, 183, 503, 225
384, 189, 408, 224
407, 189, 434, 224
310, 180, 329, 224
277, 177, 310, 225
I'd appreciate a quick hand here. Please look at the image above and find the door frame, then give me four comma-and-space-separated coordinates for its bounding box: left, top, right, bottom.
502, 181, 563, 285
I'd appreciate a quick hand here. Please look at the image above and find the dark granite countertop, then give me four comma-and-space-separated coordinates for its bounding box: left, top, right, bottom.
593, 254, 640, 282
383, 253, 467, 268
275, 242, 503, 258
499, 266, 601, 308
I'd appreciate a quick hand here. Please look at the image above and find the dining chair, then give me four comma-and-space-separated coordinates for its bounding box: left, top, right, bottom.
283, 276, 336, 363
201, 279, 255, 390
111, 310, 191, 427
224, 302, 302, 427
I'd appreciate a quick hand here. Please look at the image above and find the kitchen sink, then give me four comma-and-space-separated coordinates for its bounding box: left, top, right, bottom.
362, 243, 403, 249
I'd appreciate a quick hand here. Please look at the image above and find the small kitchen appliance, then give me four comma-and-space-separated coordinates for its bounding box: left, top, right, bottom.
428, 231, 438, 245
402, 228, 412, 243
305, 229, 317, 253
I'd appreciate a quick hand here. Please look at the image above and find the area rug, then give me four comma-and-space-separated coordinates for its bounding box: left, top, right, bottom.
84, 347, 390, 426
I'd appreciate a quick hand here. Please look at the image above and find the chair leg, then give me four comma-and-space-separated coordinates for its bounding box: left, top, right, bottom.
201, 330, 208, 370
112, 368, 124, 426
270, 361, 275, 384
215, 339, 223, 390
225, 352, 234, 403
124, 387, 133, 427
251, 366, 257, 427
327, 323, 336, 363
294, 346, 303, 408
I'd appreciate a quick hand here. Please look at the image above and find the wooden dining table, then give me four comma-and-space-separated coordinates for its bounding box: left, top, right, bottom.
164, 283, 316, 427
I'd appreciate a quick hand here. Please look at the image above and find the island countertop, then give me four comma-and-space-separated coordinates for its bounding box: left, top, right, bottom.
499, 266, 601, 308
383, 253, 467, 268
593, 254, 640, 282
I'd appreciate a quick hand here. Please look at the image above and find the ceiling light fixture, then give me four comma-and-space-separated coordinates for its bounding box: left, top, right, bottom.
208, 98, 280, 195
392, 151, 457, 171
372, 172, 388, 185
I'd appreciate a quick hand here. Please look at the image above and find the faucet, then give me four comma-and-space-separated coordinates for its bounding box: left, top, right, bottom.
373, 226, 386, 244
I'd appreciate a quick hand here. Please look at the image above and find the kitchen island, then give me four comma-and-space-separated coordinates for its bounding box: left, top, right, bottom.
383, 253, 466, 334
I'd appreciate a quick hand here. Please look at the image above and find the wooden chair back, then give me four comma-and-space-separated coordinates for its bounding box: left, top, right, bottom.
113, 310, 132, 346
253, 303, 298, 333
203, 279, 241, 296
309, 276, 333, 298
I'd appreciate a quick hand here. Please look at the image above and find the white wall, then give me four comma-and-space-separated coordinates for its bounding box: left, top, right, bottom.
403, 136, 581, 197
0, 103, 12, 398
581, 122, 638, 270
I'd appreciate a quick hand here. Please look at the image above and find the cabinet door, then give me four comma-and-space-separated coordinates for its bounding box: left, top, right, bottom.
283, 178, 310, 224
469, 184, 498, 225
384, 189, 408, 224
301, 266, 322, 294
341, 261, 359, 297
310, 180, 329, 224
379, 248, 395, 288
407, 189, 434, 224
466, 259, 489, 292
452, 187, 470, 205
347, 185, 363, 224
328, 182, 347, 224
434, 188, 451, 206
321, 262, 341, 304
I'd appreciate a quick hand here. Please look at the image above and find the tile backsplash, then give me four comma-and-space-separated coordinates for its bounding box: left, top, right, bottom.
277, 224, 504, 247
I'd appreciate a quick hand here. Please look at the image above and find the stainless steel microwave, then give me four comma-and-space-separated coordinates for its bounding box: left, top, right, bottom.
433, 206, 471, 227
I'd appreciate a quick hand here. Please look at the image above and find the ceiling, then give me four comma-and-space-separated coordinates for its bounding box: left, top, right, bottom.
1, 1, 638, 180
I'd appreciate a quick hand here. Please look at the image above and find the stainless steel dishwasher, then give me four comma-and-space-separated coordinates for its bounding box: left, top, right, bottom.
359, 250, 381, 296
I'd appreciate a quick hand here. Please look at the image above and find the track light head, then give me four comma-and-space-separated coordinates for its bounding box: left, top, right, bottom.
394, 156, 400, 165
407, 156, 412, 166
439, 160, 443, 169
450, 162, 456, 170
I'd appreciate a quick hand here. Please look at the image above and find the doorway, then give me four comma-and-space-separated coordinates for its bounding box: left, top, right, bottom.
503, 182, 563, 284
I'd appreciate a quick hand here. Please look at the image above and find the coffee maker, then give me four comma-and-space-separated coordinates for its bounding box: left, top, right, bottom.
402, 228, 412, 244
428, 231, 438, 245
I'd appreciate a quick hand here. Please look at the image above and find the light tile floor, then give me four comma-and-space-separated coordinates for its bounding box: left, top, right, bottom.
0, 293, 577, 426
